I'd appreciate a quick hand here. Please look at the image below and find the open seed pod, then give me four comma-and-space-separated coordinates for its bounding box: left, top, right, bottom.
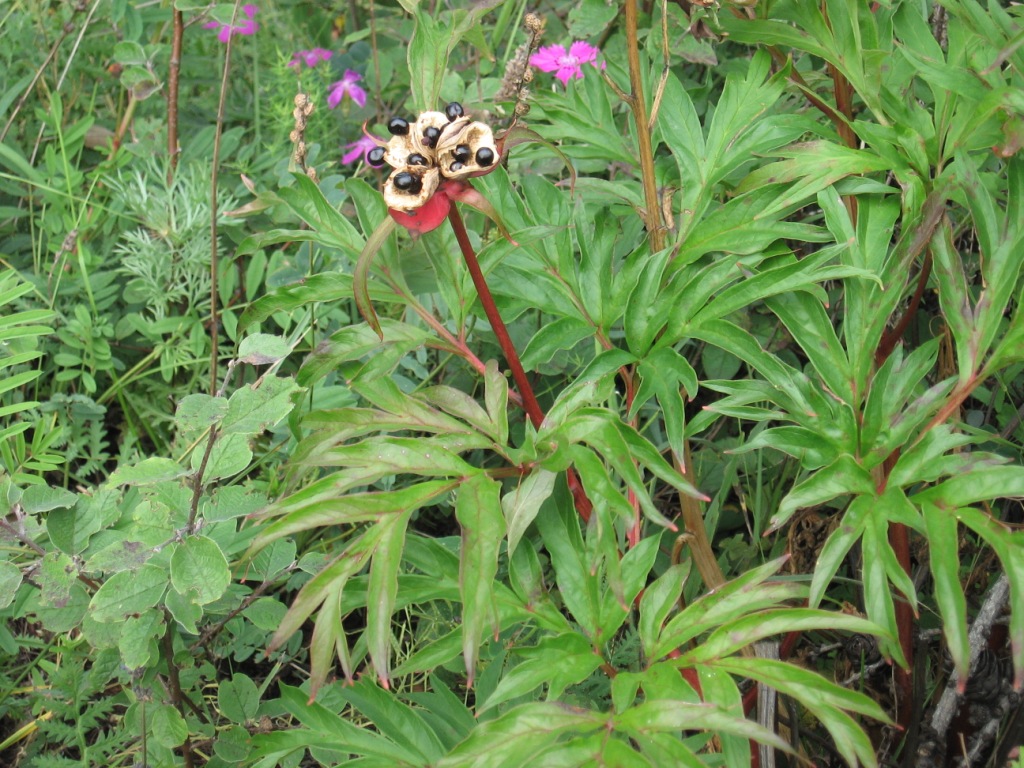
436, 121, 499, 181
383, 166, 441, 212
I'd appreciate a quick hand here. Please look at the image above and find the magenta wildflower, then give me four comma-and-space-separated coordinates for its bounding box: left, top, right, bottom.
204, 4, 259, 43
342, 135, 378, 165
327, 70, 367, 109
530, 41, 603, 86
289, 48, 333, 69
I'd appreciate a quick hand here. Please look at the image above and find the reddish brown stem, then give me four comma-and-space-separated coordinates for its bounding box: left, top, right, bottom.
447, 205, 592, 521
877, 251, 934, 367
448, 206, 544, 429
167, 8, 184, 174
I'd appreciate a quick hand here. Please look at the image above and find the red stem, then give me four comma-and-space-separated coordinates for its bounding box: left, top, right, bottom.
448, 206, 544, 429
447, 205, 593, 521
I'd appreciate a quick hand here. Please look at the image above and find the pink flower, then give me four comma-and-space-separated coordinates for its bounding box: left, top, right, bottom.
327, 70, 367, 109
530, 41, 603, 86
204, 4, 259, 43
289, 48, 333, 69
342, 135, 378, 165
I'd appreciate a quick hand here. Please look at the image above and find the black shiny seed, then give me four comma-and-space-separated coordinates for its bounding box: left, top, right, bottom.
407, 153, 428, 166
387, 116, 410, 135
444, 101, 464, 121
450, 161, 465, 172
367, 147, 386, 167
475, 147, 495, 167
392, 171, 422, 194
422, 126, 441, 148
453, 144, 472, 164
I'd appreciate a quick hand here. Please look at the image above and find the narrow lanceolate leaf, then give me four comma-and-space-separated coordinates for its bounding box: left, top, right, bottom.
354, 215, 399, 339
251, 480, 457, 552
712, 657, 888, 768
769, 454, 875, 531
268, 530, 382, 653
615, 699, 791, 756
307, 583, 347, 699
484, 359, 509, 445
502, 468, 557, 556
437, 702, 604, 768
456, 474, 504, 686
367, 508, 414, 689
276, 684, 425, 763
922, 501, 970, 686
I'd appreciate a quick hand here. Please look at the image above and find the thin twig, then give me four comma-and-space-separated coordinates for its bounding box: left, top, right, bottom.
209, 1, 244, 395
167, 8, 184, 175
162, 621, 196, 768
0, 26, 70, 143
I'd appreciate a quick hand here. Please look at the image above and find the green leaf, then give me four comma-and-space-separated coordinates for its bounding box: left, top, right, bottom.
923, 501, 970, 684
219, 673, 261, 723
20, 486, 77, 515
165, 588, 202, 635
481, 632, 603, 713
732, 425, 840, 470
438, 702, 604, 767
38, 550, 76, 608
253, 480, 458, 551
221, 374, 302, 435
367, 509, 414, 688
89, 564, 167, 623
535, 487, 599, 636
338, 677, 446, 762
455, 474, 504, 685
238, 273, 353, 333
712, 657, 887, 767
152, 703, 189, 748
770, 454, 874, 531
276, 173, 364, 256
175, 393, 229, 440
119, 609, 163, 670
194, 432, 252, 481
502, 468, 557, 555
520, 316, 595, 370
484, 359, 509, 445
47, 489, 117, 555
170, 535, 231, 605
809, 495, 871, 608
912, 465, 1024, 508
615, 699, 789, 756
0, 561, 22, 609
639, 562, 690, 660
112, 41, 147, 65
237, 333, 292, 366
275, 683, 423, 762
354, 216, 399, 339
107, 457, 190, 487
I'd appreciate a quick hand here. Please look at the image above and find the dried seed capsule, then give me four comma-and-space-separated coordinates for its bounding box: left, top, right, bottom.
475, 147, 495, 167
407, 153, 429, 166
422, 125, 441, 148
387, 117, 410, 135
453, 144, 472, 164
367, 147, 386, 167
444, 101, 464, 121
392, 171, 422, 194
